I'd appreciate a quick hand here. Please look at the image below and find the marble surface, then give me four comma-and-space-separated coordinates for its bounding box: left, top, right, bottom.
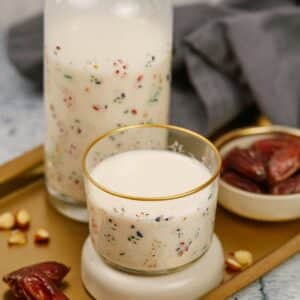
0, 29, 299, 300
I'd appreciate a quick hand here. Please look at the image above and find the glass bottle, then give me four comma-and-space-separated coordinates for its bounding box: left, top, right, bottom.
44, 0, 173, 221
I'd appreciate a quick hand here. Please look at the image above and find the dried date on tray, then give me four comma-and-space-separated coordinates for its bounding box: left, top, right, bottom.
3, 262, 70, 299
21, 272, 69, 300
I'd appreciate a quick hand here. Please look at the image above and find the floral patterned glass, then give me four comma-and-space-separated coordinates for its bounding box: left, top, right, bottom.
83, 124, 221, 274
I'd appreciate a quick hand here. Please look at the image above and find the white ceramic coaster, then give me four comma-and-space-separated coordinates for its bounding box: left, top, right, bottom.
81, 235, 224, 300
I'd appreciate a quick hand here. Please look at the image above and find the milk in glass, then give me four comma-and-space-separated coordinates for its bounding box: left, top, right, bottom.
85, 150, 218, 273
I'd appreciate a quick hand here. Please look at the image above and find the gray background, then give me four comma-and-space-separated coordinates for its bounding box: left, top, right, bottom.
0, 0, 43, 30
0, 1, 299, 299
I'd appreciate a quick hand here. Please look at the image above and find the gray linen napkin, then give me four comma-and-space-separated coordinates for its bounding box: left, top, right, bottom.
172, 0, 300, 134
6, 0, 300, 135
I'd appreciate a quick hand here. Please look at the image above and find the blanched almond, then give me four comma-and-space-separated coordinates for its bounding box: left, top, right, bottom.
8, 230, 27, 246
234, 250, 253, 267
35, 228, 50, 244
15, 209, 31, 229
225, 257, 242, 272
0, 212, 16, 230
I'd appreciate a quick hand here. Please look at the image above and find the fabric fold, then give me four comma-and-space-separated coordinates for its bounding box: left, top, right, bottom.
6, 0, 300, 135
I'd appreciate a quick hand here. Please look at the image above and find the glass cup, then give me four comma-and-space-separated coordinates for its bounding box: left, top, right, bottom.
83, 124, 221, 274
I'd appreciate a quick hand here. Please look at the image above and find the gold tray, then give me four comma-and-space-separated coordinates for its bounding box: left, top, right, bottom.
0, 146, 299, 300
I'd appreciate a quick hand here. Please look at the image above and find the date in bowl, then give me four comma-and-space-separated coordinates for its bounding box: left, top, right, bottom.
215, 126, 300, 222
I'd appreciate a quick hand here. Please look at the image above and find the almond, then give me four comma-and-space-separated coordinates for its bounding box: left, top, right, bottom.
0, 212, 16, 230
15, 209, 31, 230
225, 257, 242, 272
8, 230, 27, 246
35, 228, 50, 244
234, 250, 253, 267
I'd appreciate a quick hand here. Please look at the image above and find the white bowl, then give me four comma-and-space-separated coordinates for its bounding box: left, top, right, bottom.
215, 126, 300, 222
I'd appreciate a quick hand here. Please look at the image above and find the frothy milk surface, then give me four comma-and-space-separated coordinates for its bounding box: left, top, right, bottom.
92, 150, 211, 198
86, 150, 218, 273
45, 15, 171, 202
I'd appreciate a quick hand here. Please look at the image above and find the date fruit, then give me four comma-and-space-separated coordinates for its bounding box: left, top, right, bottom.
21, 272, 69, 300
222, 171, 262, 193
223, 148, 266, 182
280, 134, 300, 147
268, 145, 300, 184
3, 262, 70, 299
252, 138, 288, 161
271, 175, 300, 195
221, 134, 300, 195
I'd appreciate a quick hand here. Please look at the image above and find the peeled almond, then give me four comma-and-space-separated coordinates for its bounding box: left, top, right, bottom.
225, 257, 242, 272
35, 228, 50, 244
8, 230, 27, 246
234, 250, 253, 267
15, 209, 31, 229
0, 212, 16, 230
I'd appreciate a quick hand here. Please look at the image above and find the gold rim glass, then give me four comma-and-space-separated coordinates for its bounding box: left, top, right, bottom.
83, 124, 221, 201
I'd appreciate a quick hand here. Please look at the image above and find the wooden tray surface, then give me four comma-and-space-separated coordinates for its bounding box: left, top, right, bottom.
0, 147, 299, 300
